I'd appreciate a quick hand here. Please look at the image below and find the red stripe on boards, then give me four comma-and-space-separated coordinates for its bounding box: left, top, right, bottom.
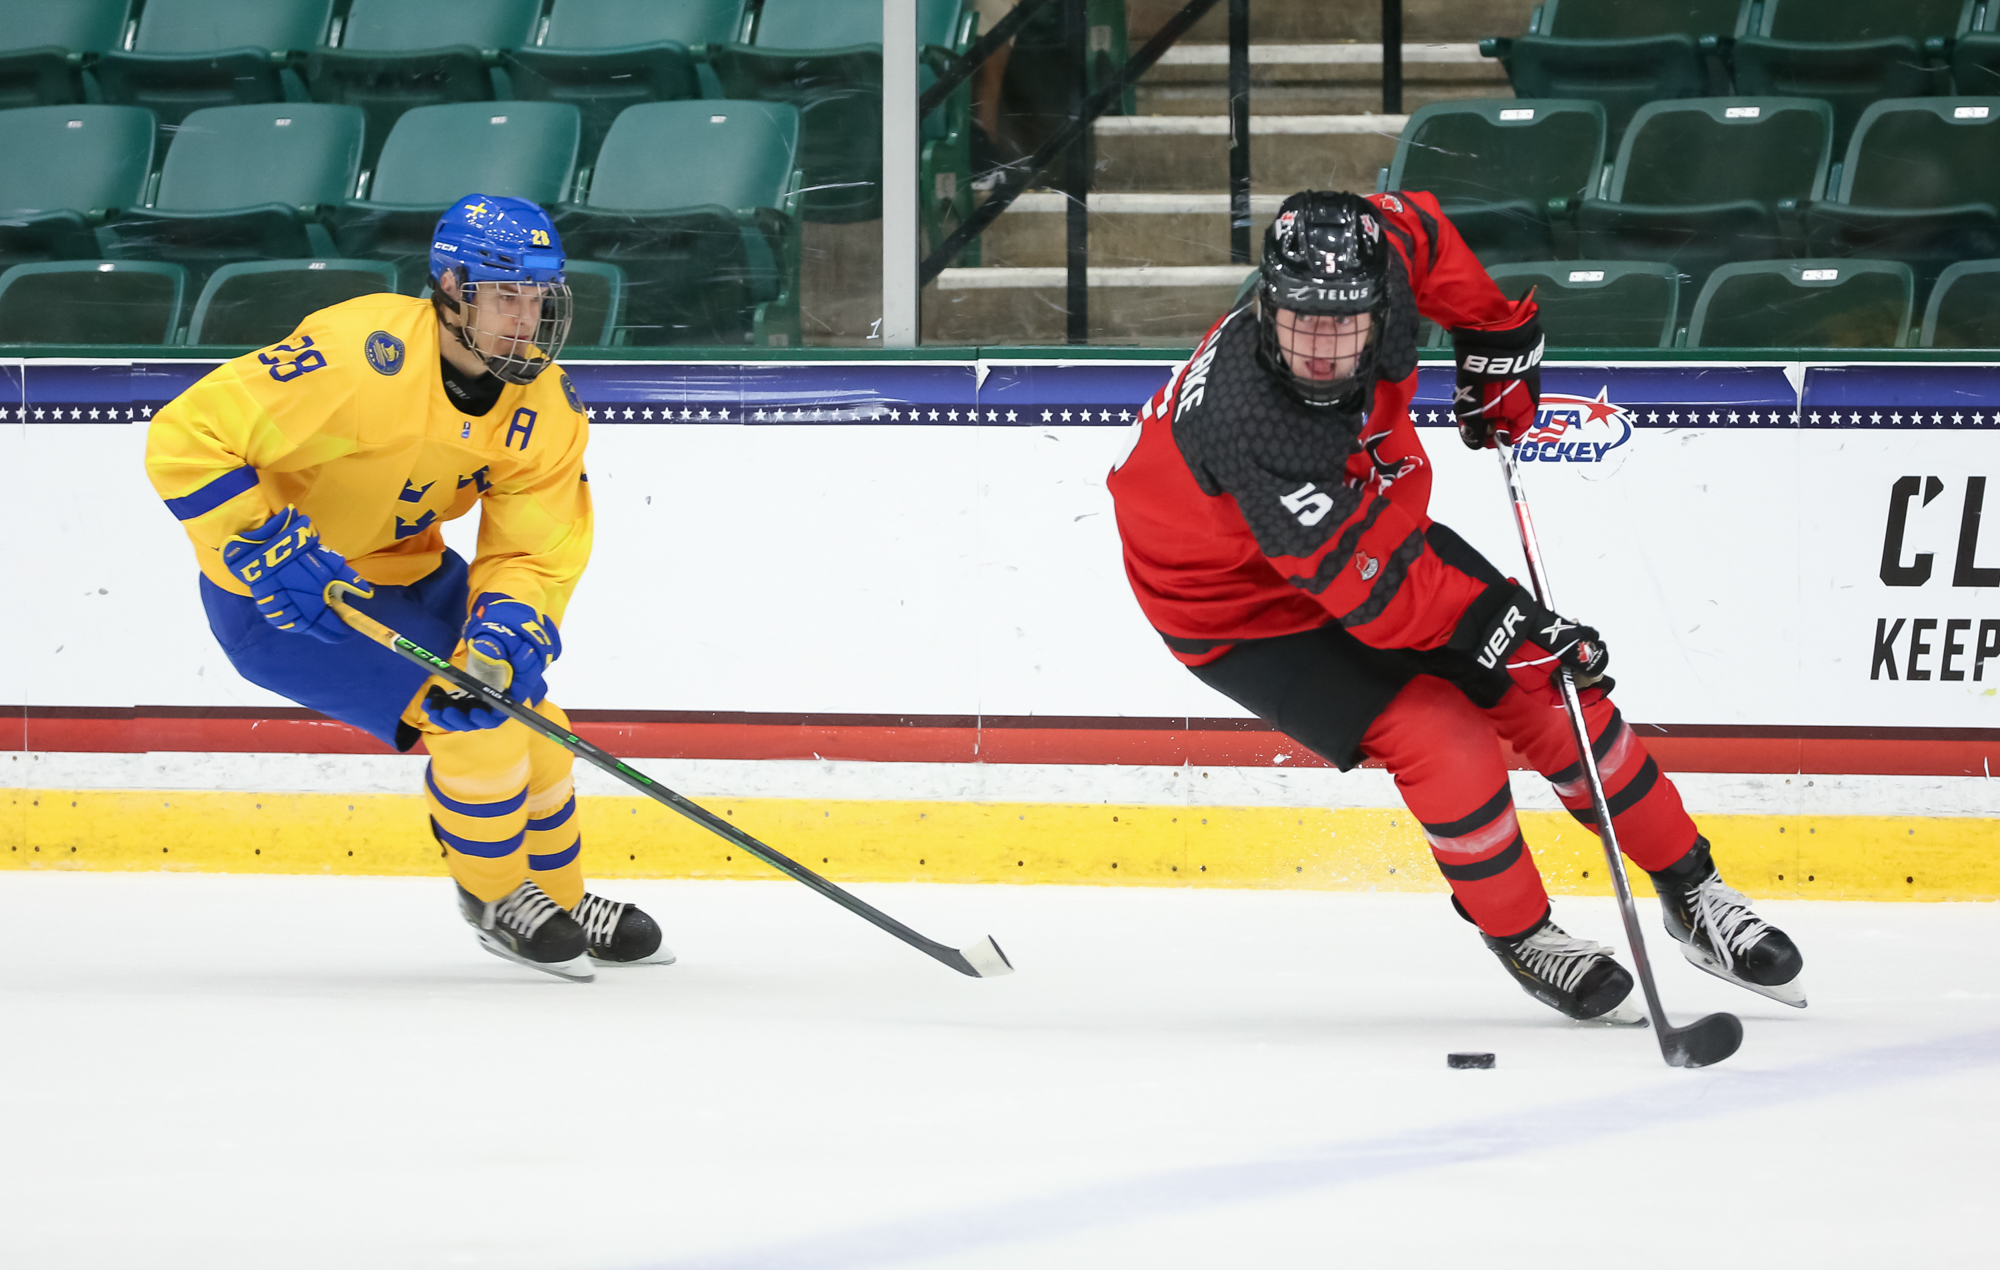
4, 708, 1999, 777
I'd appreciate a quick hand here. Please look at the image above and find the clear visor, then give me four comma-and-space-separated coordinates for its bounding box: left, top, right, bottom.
1272, 306, 1376, 385
459, 279, 574, 384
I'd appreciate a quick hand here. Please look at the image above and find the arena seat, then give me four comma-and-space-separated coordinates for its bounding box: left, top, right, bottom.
502, 0, 745, 166
1687, 258, 1913, 348
0, 260, 187, 344
553, 100, 802, 346
0, 106, 156, 267
1920, 259, 2000, 347
708, 0, 971, 229
562, 259, 626, 347
1487, 261, 1682, 347
0, 0, 131, 110
1381, 98, 1607, 265
1952, 1, 2000, 94
1480, 0, 1737, 146
328, 102, 583, 292
186, 257, 399, 345
92, 0, 334, 139
303, 0, 543, 173
1727, 0, 1961, 155
1800, 97, 2000, 294
1570, 97, 1831, 306
99, 104, 365, 293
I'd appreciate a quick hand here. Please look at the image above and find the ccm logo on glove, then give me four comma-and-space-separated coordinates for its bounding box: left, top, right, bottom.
424, 594, 564, 731
222, 506, 369, 643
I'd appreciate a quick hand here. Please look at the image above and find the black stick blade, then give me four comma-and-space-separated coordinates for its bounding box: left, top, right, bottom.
941, 936, 1014, 978
1661, 1011, 1744, 1069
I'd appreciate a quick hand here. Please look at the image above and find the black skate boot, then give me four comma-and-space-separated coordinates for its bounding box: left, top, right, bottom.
457, 881, 593, 982
1650, 837, 1806, 1007
573, 893, 677, 966
1483, 911, 1643, 1024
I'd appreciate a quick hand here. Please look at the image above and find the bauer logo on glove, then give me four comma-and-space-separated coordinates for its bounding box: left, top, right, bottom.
1450, 311, 1545, 452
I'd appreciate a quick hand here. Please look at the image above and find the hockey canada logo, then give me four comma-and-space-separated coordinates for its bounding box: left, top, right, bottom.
1513, 386, 1634, 464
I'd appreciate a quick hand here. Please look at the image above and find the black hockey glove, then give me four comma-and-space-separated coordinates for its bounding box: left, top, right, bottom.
1451, 316, 1544, 451
1447, 581, 1610, 701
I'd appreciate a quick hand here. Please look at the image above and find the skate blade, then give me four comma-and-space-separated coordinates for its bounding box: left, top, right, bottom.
475, 932, 595, 983
590, 942, 679, 967
1576, 998, 1650, 1028
1680, 944, 1806, 1008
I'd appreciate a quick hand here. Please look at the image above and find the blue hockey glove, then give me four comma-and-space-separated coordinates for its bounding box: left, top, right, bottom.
221, 506, 367, 643
423, 594, 562, 731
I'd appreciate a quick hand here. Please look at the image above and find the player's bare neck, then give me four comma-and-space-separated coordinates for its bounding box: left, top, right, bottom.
439, 349, 505, 418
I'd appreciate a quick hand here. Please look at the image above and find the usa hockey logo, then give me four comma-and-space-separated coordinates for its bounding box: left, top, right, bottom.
1513, 386, 1633, 463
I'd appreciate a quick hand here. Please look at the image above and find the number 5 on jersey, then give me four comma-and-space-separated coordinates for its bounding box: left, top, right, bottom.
1280, 482, 1334, 526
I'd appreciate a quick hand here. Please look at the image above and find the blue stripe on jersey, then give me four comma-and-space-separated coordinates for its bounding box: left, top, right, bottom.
425, 766, 527, 818
430, 818, 524, 859
526, 795, 576, 833
528, 838, 581, 871
164, 465, 259, 521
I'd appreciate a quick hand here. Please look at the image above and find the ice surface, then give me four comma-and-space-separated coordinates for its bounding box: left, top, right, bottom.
0, 874, 1993, 1269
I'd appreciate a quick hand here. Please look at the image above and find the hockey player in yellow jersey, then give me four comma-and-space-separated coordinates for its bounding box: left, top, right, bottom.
144, 194, 671, 981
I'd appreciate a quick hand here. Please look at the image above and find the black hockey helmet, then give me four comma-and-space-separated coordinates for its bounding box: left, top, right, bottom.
1255, 190, 1390, 407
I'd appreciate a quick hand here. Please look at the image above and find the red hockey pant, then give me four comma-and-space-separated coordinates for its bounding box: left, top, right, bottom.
1358, 676, 1699, 939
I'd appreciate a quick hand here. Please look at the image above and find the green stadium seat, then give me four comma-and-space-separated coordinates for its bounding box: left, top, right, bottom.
562, 258, 625, 346
186, 257, 399, 345
1688, 258, 1913, 348
0, 106, 155, 267
0, 0, 131, 110
1921, 259, 2000, 347
0, 260, 187, 344
708, 0, 972, 233
1727, 0, 1960, 155
1952, 0, 2000, 94
553, 100, 802, 346
1487, 261, 1682, 347
92, 1, 334, 139
328, 102, 583, 292
1571, 98, 1831, 306
1480, 0, 1737, 146
1800, 98, 2000, 292
502, 0, 746, 165
1382, 98, 1607, 265
100, 104, 365, 292
303, 0, 544, 173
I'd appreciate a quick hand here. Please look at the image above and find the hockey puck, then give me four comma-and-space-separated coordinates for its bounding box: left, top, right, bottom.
1447, 1052, 1496, 1069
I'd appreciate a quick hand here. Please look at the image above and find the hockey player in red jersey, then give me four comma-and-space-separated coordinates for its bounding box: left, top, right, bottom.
1107, 190, 1806, 1020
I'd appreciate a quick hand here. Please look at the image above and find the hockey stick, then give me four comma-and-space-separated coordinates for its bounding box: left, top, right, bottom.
325, 582, 1014, 979
1494, 449, 1742, 1068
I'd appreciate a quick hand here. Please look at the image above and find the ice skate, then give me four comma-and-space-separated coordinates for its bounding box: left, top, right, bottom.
457, 881, 594, 982
574, 893, 677, 966
1483, 913, 1646, 1025
1651, 838, 1806, 1007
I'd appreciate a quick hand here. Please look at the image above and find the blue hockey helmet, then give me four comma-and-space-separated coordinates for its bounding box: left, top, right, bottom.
429, 194, 572, 383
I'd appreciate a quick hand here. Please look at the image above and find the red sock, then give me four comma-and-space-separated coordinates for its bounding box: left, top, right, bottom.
1484, 689, 1699, 873
1361, 677, 1551, 937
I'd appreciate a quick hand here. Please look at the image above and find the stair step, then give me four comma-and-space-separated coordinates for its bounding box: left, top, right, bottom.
982, 192, 1286, 268
1090, 113, 1406, 194
1127, 0, 1537, 44
1158, 41, 1487, 65
926, 265, 1250, 345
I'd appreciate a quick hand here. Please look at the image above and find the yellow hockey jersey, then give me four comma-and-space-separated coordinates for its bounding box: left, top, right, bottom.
145, 293, 592, 626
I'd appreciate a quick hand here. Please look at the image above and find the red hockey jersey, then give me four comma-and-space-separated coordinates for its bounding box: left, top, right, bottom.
1107, 191, 1533, 666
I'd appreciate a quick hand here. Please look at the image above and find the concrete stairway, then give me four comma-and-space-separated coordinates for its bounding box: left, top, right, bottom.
801, 0, 1537, 347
